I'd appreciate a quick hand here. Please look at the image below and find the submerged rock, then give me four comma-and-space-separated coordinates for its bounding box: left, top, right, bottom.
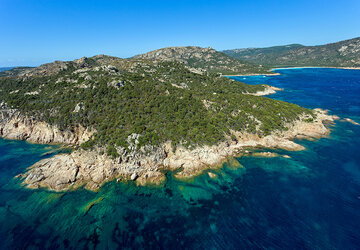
208, 172, 217, 179
250, 152, 280, 158
341, 118, 360, 125
227, 158, 242, 168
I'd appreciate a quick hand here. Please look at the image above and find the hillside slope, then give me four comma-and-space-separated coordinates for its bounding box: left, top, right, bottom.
223, 37, 360, 67
133, 46, 269, 75
0, 55, 300, 150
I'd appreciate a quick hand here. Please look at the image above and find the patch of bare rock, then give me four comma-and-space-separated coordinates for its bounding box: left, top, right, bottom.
248, 85, 283, 96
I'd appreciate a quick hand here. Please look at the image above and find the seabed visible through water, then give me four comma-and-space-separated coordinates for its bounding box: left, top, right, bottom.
0, 68, 360, 249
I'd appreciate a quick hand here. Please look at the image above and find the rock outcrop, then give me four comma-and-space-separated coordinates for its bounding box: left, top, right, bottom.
16, 145, 166, 191
248, 85, 283, 96
0, 108, 94, 145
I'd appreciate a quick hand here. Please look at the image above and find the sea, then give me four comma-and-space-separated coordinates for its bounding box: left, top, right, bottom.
0, 68, 359, 249
0, 67, 14, 72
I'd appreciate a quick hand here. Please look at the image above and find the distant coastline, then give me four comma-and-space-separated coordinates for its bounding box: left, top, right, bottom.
0, 67, 14, 72
223, 72, 280, 77
225, 66, 360, 77
271, 66, 360, 71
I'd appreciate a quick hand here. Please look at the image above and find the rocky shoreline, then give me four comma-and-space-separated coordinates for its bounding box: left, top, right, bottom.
0, 106, 339, 192
249, 85, 283, 96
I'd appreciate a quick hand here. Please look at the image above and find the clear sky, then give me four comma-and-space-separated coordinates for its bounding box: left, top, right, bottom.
1, 0, 359, 66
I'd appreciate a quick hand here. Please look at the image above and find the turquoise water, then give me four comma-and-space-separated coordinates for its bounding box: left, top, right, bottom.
1, 68, 360, 249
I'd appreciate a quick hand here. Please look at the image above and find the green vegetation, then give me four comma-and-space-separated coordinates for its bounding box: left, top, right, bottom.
133, 46, 271, 75
223, 37, 360, 68
0, 67, 34, 77
0, 56, 313, 155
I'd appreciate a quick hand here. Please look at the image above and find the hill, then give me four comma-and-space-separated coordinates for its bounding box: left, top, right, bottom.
223, 37, 360, 67
0, 55, 301, 149
0, 52, 335, 191
133, 46, 270, 75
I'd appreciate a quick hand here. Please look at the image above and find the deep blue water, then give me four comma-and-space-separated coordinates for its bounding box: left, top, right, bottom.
0, 67, 14, 72
1, 68, 360, 249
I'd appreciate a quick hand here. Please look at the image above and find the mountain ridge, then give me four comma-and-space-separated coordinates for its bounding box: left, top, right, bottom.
133, 46, 270, 74
223, 37, 360, 67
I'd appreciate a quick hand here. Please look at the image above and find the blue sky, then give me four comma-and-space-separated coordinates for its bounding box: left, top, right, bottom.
1, 0, 359, 66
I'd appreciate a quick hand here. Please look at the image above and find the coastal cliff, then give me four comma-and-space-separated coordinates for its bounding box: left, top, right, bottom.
0, 108, 94, 145
12, 109, 337, 191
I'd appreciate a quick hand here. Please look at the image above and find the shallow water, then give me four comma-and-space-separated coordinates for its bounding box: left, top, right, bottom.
1, 68, 360, 249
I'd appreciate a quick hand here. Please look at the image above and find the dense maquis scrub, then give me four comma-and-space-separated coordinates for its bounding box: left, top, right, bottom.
0, 56, 313, 157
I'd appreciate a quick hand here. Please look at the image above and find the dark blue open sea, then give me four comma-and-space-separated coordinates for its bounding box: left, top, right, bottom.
0, 68, 360, 249
0, 67, 14, 72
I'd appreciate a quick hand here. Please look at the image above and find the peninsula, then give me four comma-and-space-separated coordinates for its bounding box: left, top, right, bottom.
0, 47, 338, 191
